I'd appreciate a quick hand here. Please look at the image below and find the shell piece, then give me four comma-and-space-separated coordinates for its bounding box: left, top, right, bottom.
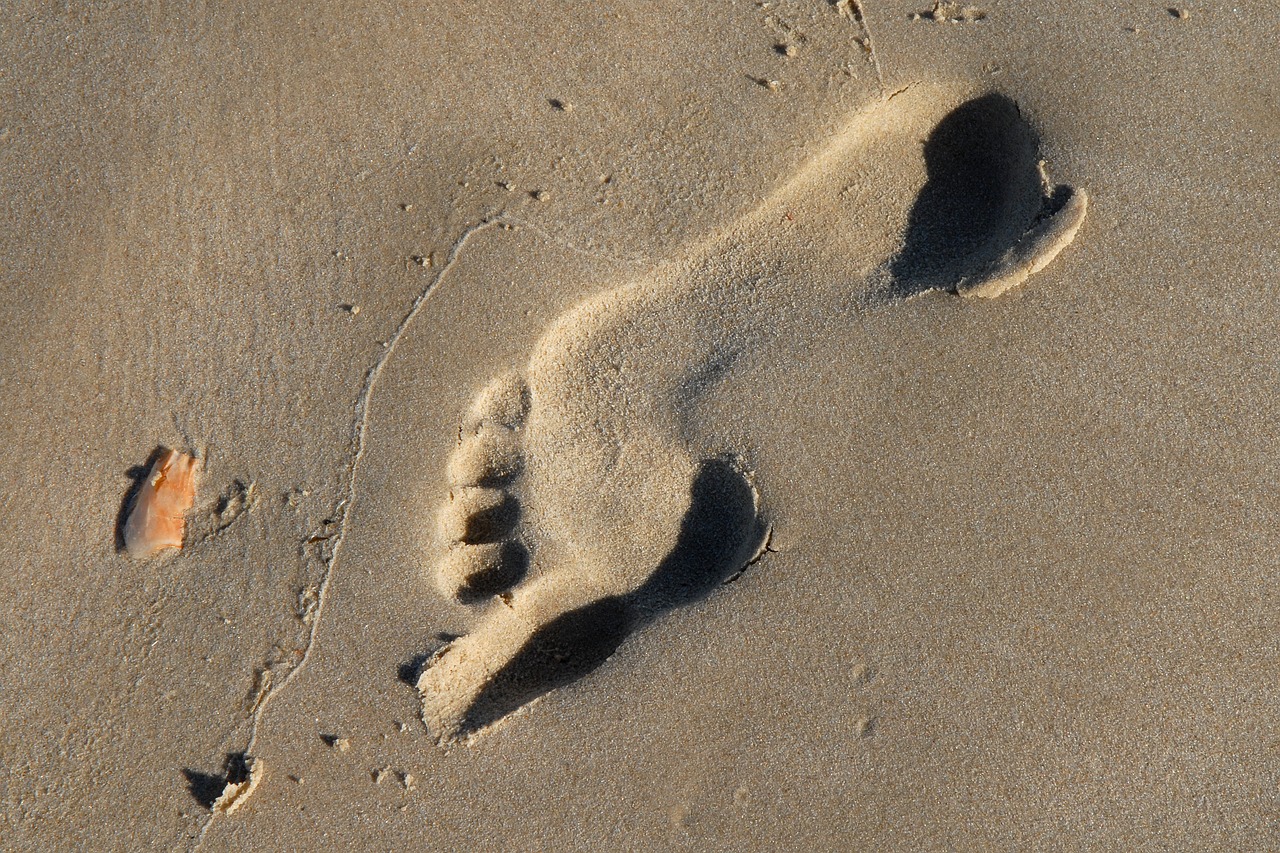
212, 757, 263, 815
123, 448, 200, 559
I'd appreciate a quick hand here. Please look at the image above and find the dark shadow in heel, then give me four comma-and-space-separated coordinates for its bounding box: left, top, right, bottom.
457, 596, 634, 735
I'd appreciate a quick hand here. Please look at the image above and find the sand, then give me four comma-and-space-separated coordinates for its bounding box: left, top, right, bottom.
2, 1, 1278, 850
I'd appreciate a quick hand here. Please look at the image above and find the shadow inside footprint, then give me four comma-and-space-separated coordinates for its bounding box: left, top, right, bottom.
458, 597, 634, 735
628, 458, 768, 612
887, 92, 1052, 297
450, 459, 768, 738
398, 633, 460, 687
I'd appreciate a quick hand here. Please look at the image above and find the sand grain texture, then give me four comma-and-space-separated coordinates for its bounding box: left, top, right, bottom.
1, 1, 1278, 850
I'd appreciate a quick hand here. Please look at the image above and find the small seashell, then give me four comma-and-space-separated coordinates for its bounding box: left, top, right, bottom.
212, 757, 263, 814
123, 448, 200, 559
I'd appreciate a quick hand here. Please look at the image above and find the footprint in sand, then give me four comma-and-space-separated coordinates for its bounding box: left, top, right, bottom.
418, 85, 1088, 744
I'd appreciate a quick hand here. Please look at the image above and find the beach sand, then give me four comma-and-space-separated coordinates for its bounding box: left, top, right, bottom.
2, 2, 1278, 849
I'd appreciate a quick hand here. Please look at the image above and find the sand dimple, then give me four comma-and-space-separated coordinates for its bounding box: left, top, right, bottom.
414, 84, 1087, 745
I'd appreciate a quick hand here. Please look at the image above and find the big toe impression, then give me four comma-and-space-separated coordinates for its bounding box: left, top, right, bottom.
888, 91, 1086, 297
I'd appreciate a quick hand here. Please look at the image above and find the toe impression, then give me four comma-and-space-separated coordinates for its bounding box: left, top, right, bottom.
437, 486, 520, 545
435, 540, 530, 603
446, 425, 523, 487
464, 373, 530, 432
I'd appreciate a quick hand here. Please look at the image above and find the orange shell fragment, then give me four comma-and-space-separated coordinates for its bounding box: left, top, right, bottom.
123, 448, 200, 559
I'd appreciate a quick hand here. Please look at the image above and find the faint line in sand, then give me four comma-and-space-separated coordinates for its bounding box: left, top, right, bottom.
837, 0, 886, 95
191, 215, 501, 850
852, 0, 886, 94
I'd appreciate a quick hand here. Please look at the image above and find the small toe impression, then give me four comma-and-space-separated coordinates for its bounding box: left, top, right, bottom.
436, 540, 530, 603
437, 487, 520, 545
887, 92, 1086, 298
446, 425, 523, 487
465, 373, 530, 432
